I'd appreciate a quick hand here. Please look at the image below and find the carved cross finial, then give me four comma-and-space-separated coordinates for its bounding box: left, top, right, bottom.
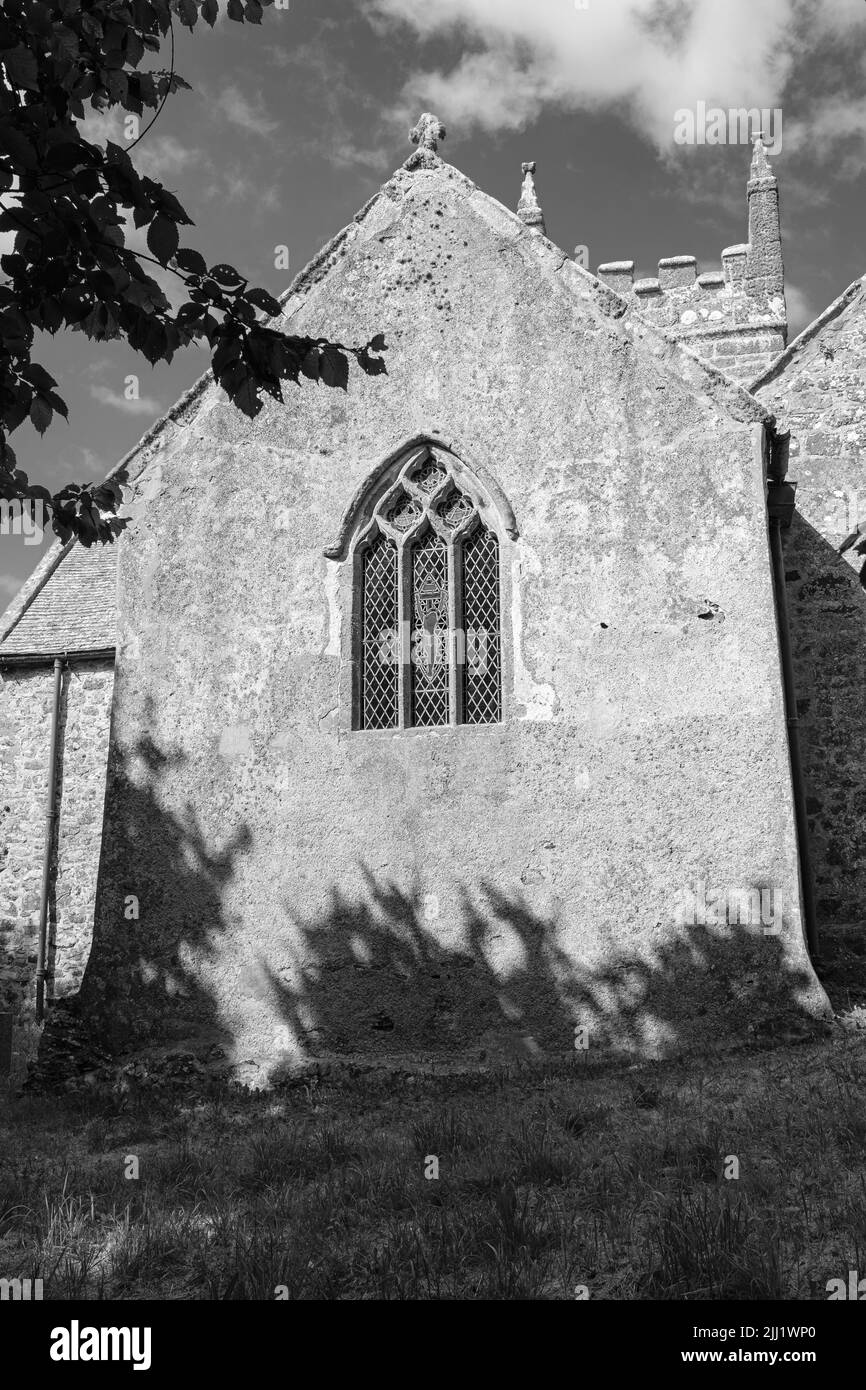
517, 159, 546, 236
408, 112, 446, 167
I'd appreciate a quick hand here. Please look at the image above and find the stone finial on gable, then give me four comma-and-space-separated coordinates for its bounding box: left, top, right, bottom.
517, 160, 546, 236
749, 130, 775, 186
407, 112, 446, 168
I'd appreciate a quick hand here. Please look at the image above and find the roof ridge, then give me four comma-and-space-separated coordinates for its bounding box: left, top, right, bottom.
749, 275, 866, 393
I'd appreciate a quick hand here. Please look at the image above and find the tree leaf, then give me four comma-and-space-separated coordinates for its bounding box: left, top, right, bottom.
0, 126, 38, 169
38, 297, 64, 331
29, 395, 53, 434
125, 30, 144, 66
147, 213, 179, 263
246, 286, 282, 316
3, 46, 40, 91
175, 247, 207, 276
22, 363, 58, 391
210, 263, 244, 287
232, 376, 261, 417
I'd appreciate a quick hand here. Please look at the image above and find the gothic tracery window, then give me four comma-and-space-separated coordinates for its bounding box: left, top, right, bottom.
355, 447, 503, 730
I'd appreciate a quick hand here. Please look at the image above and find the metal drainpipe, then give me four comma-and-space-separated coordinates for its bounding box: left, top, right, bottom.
35, 653, 65, 1022
766, 495, 820, 964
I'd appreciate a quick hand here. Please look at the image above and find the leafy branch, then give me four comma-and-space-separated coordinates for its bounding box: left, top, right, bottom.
0, 0, 386, 545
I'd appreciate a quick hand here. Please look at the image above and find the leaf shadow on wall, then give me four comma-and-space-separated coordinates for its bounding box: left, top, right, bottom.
37, 728, 829, 1081
254, 868, 827, 1078
38, 715, 252, 1072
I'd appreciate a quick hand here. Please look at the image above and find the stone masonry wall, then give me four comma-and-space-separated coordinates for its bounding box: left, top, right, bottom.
753, 279, 866, 934
0, 660, 114, 1081
598, 137, 787, 386
597, 253, 786, 386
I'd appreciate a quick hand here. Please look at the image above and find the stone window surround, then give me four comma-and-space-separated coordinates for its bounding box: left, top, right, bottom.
326, 437, 518, 736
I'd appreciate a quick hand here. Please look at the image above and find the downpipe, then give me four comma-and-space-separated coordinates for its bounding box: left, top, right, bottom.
35, 654, 65, 1022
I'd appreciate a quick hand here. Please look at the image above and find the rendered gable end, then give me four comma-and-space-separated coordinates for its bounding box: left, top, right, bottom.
63, 150, 829, 1077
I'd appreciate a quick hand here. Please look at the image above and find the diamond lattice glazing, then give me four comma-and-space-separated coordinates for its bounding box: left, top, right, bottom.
361, 535, 399, 729
462, 528, 501, 724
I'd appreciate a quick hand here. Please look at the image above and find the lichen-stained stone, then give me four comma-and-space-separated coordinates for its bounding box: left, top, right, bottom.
599, 135, 787, 385
0, 659, 114, 1083
58, 132, 827, 1079
753, 278, 866, 938
0, 534, 119, 1081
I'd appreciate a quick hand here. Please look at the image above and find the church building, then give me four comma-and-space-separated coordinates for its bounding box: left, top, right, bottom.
5, 115, 860, 1085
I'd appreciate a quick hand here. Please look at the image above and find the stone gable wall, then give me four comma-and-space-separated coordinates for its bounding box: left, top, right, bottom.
753, 282, 866, 935
75, 163, 825, 1079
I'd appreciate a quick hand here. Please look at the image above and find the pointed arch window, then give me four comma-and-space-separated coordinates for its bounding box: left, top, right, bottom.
354, 447, 503, 730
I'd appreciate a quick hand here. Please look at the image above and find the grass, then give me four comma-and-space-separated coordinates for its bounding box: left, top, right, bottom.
2, 1030, 866, 1299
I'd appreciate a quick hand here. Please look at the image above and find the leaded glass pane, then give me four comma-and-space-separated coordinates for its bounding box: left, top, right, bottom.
361, 535, 399, 729
411, 534, 450, 727
462, 528, 502, 724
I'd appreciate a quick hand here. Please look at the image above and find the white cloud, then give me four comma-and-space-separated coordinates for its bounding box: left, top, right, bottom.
89, 384, 164, 416
201, 166, 279, 207
214, 83, 279, 138
784, 100, 866, 177
785, 282, 820, 338
365, 0, 866, 157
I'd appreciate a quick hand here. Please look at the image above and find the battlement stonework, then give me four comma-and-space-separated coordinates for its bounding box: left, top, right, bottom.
596, 135, 787, 384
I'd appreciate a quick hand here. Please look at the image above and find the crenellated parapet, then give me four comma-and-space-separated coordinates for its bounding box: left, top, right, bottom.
593, 135, 787, 385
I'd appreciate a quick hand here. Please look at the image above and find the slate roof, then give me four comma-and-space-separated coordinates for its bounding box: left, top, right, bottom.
0, 538, 118, 661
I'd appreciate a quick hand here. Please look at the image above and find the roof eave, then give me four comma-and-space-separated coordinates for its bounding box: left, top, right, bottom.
0, 646, 115, 669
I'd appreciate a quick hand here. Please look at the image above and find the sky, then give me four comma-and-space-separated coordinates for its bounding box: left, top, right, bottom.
2, 0, 866, 600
